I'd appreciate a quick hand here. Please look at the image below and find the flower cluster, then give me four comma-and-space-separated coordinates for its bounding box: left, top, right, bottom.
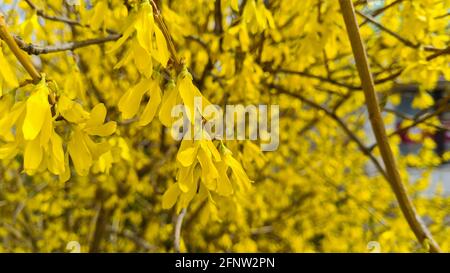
0, 76, 116, 181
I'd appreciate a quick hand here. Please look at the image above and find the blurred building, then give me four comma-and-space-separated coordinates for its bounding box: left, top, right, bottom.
393, 81, 450, 160
391, 81, 450, 196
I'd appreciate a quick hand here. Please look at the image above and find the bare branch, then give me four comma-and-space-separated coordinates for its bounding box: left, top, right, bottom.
23, 0, 118, 34
174, 208, 186, 253
14, 34, 121, 55
268, 67, 404, 91
426, 46, 450, 61
383, 108, 448, 132
24, 0, 81, 26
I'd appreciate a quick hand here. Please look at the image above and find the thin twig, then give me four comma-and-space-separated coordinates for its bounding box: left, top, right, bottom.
174, 208, 186, 253
24, 0, 81, 26
14, 34, 121, 55
371, 0, 403, 17
356, 10, 442, 53
356, 10, 416, 48
23, 0, 117, 34
426, 46, 450, 61
383, 108, 448, 132
270, 67, 403, 91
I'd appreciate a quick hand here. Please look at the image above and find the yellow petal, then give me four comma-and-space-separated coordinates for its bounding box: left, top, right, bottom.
86, 103, 107, 127
162, 183, 181, 209
82, 133, 110, 160
198, 147, 219, 182
0, 49, 19, 89
158, 83, 179, 127
58, 95, 90, 124
239, 23, 250, 52
118, 78, 152, 120
132, 40, 153, 78
89, 0, 108, 30
178, 165, 195, 192
24, 137, 43, 174
0, 142, 18, 160
412, 91, 434, 110
177, 146, 198, 167
204, 140, 221, 162
23, 82, 51, 140
138, 82, 162, 126
85, 104, 117, 136
68, 129, 92, 176
153, 25, 170, 67
177, 179, 198, 209
40, 109, 53, 147
178, 72, 213, 123
225, 153, 252, 190
216, 161, 233, 196
0, 101, 26, 141
135, 2, 154, 52
86, 121, 117, 137
47, 131, 65, 175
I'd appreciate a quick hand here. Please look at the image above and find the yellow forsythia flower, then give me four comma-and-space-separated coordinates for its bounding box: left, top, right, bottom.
109, 0, 170, 77
0, 45, 19, 95
67, 103, 117, 176
118, 76, 162, 126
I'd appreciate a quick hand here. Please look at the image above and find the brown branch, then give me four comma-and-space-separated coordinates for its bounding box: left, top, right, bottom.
426, 46, 450, 61
174, 208, 186, 253
24, 0, 81, 26
356, 10, 417, 49
269, 67, 404, 91
14, 34, 121, 55
359, 0, 404, 28
23, 0, 118, 34
213, 0, 224, 35
271, 68, 361, 90
434, 12, 449, 20
339, 0, 441, 253
371, 0, 403, 17
383, 108, 448, 132
89, 188, 113, 253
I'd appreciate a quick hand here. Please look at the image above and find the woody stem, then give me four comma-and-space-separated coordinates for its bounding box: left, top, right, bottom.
339, 0, 441, 253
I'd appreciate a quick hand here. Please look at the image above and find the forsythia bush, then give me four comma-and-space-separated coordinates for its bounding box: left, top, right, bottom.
0, 0, 448, 252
